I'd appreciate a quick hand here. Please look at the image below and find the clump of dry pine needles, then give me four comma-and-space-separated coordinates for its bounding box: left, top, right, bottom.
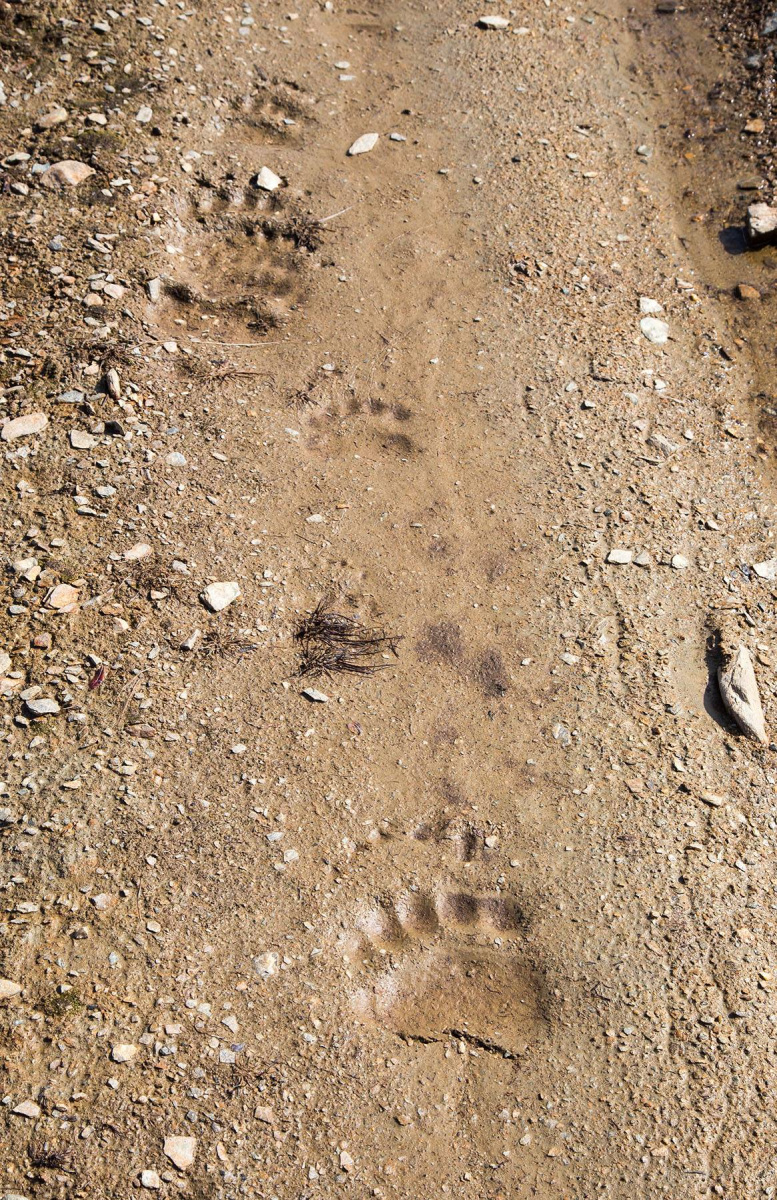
296, 596, 401, 677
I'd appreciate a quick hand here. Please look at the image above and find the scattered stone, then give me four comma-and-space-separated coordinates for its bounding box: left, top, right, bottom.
736, 282, 760, 301
40, 160, 95, 189
124, 543, 153, 561
639, 296, 663, 314
255, 1105, 274, 1124
700, 791, 724, 808
0, 650, 10, 674
640, 316, 669, 344
12, 1100, 41, 1119
753, 558, 777, 580
606, 548, 632, 565
165, 451, 187, 466
136, 105, 153, 124
718, 644, 767, 744
253, 951, 279, 979
339, 1150, 355, 1172
111, 1044, 138, 1063
34, 106, 68, 131
47, 583, 79, 609
670, 554, 689, 569
0, 979, 22, 1000
140, 1171, 161, 1191
146, 277, 162, 302
347, 132, 379, 156
302, 687, 329, 702
477, 14, 510, 27
647, 432, 678, 455
181, 629, 202, 651
90, 893, 117, 911
163, 1136, 197, 1171
746, 202, 777, 247
71, 430, 98, 449
633, 550, 651, 567
744, 118, 765, 134
1, 412, 48, 441
24, 698, 60, 717
253, 166, 282, 191
201, 581, 240, 612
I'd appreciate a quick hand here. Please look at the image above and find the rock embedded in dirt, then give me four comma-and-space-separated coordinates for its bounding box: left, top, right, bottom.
202, 581, 240, 612
163, 1136, 197, 1171
347, 132, 379, 156
753, 558, 777, 580
12, 1100, 41, 1119
639, 296, 663, 314
746, 202, 777, 247
1, 412, 48, 441
71, 430, 98, 449
47, 583, 79, 609
253, 951, 279, 979
670, 554, 689, 569
253, 166, 282, 191
40, 160, 95, 189
0, 979, 22, 1000
302, 687, 329, 702
640, 316, 669, 344
140, 1171, 161, 1190
136, 105, 153, 124
111, 1044, 138, 1063
34, 106, 68, 131
125, 543, 152, 561
606, 548, 632, 564
477, 15, 510, 28
736, 282, 760, 301
146, 277, 162, 302
24, 698, 60, 717
718, 644, 767, 744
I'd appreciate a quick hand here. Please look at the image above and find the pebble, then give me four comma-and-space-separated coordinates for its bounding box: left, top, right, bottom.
746, 202, 777, 247
1, 412, 48, 441
253, 951, 279, 979
753, 558, 777, 580
111, 1043, 138, 1063
302, 687, 329, 702
700, 791, 724, 807
670, 554, 689, 569
0, 979, 22, 1000
166, 451, 187, 466
347, 132, 379, 156
254, 166, 282, 191
146, 277, 162, 302
136, 105, 153, 124
202, 581, 240, 612
12, 1100, 41, 1119
71, 430, 98, 449
34, 106, 68, 131
24, 698, 60, 717
163, 1136, 197, 1171
607, 548, 632, 564
736, 282, 760, 301
47, 583, 79, 609
40, 160, 95, 189
477, 15, 510, 28
639, 296, 663, 314
640, 316, 669, 344
140, 1171, 161, 1190
125, 543, 153, 561
718, 644, 767, 744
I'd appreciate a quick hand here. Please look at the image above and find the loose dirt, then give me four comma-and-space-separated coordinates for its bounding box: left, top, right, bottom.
2, 0, 777, 1197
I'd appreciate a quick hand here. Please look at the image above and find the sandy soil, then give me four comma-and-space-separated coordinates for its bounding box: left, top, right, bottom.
2, 0, 777, 1197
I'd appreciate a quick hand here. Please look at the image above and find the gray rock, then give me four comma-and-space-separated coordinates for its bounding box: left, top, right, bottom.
1, 412, 48, 441
347, 132, 379, 156
718, 645, 767, 744
24, 698, 60, 717
40, 160, 95, 189
746, 202, 777, 247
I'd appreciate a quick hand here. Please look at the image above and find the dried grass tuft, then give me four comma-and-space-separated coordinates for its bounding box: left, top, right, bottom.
296, 595, 400, 677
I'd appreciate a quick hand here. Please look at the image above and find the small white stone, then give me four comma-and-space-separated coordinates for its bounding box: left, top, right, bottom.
639, 296, 663, 314
253, 950, 279, 979
165, 451, 187, 467
640, 316, 669, 345
136, 105, 153, 123
163, 1136, 197, 1171
477, 14, 510, 27
71, 430, 98, 449
12, 1100, 41, 1119
302, 687, 329, 702
25, 698, 60, 717
753, 558, 777, 580
124, 543, 152, 561
670, 554, 689, 570
140, 1171, 161, 1190
254, 166, 282, 191
1, 412, 48, 441
718, 645, 767, 744
347, 132, 379, 156
606, 548, 632, 565
202, 581, 240, 612
0, 979, 22, 1000
111, 1043, 138, 1063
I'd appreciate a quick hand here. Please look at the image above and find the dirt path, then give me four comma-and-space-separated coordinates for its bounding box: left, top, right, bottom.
2, 0, 777, 1196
